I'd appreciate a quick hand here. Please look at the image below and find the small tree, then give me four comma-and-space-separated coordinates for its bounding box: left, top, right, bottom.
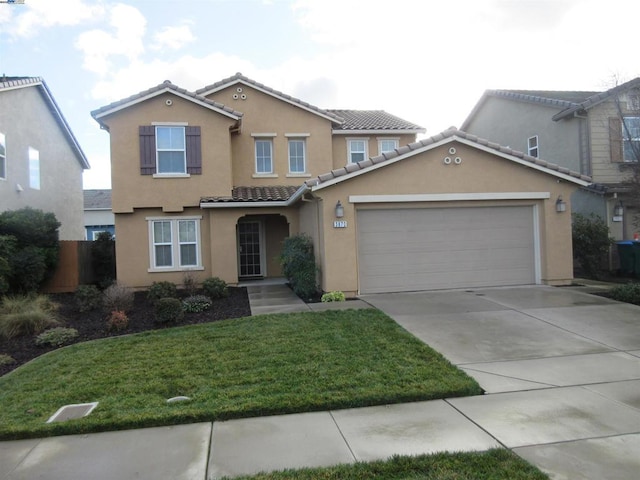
572, 213, 613, 278
0, 208, 60, 293
279, 234, 319, 300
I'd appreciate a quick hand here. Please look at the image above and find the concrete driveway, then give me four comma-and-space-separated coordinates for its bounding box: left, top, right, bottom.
363, 285, 640, 479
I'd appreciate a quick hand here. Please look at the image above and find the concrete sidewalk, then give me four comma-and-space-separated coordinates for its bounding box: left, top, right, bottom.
2, 284, 639, 479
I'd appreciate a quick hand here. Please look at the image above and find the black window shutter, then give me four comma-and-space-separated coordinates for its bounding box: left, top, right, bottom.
186, 126, 202, 174
139, 126, 156, 174
609, 117, 623, 163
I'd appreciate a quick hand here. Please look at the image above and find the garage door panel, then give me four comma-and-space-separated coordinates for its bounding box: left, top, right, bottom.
357, 206, 536, 293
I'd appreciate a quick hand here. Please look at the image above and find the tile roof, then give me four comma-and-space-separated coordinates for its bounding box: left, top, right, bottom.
200, 186, 300, 204
1, 76, 90, 169
196, 72, 344, 124
90, 80, 243, 122
327, 110, 425, 132
305, 127, 591, 189
486, 89, 598, 109
83, 189, 112, 209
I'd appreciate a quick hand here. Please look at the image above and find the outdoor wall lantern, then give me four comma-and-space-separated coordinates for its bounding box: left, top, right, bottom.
614, 201, 624, 217
335, 200, 344, 218
555, 195, 567, 213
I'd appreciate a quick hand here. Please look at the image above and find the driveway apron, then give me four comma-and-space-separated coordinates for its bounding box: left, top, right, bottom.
362, 285, 640, 480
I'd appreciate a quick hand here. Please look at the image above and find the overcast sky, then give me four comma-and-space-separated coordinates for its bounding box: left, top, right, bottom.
1, 0, 638, 189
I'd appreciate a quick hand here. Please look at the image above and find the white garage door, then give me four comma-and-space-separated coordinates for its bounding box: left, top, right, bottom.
357, 206, 537, 293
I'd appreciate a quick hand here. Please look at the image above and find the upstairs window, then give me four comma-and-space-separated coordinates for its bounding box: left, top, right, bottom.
527, 135, 539, 158
0, 132, 5, 179
622, 116, 640, 162
29, 147, 40, 189
288, 139, 306, 173
348, 139, 368, 163
628, 91, 640, 111
255, 139, 273, 174
378, 138, 399, 154
156, 126, 186, 174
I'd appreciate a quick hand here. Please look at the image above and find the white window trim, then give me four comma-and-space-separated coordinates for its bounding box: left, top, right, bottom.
156, 125, 187, 174
284, 133, 310, 137
527, 135, 539, 158
287, 138, 306, 174
347, 137, 369, 164
622, 116, 640, 162
146, 216, 203, 272
254, 138, 274, 174
0, 132, 6, 180
377, 137, 399, 154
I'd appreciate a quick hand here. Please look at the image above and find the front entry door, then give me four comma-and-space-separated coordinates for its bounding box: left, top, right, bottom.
238, 221, 263, 278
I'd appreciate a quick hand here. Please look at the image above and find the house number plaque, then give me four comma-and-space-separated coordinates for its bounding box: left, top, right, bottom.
333, 221, 348, 228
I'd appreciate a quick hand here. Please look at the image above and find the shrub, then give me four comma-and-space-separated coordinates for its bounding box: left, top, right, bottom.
183, 295, 212, 313
35, 327, 79, 347
182, 270, 199, 297
0, 235, 16, 297
279, 234, 319, 300
107, 310, 129, 331
75, 285, 103, 312
0, 354, 15, 366
609, 283, 640, 305
0, 207, 60, 293
321, 291, 346, 302
103, 283, 134, 313
572, 213, 613, 279
0, 295, 60, 338
147, 281, 179, 303
202, 277, 228, 299
154, 297, 184, 324
92, 232, 116, 289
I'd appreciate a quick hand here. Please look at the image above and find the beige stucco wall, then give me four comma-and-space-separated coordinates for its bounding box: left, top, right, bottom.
205, 85, 335, 184
331, 133, 417, 170
311, 141, 578, 295
98, 93, 237, 213
0, 86, 86, 240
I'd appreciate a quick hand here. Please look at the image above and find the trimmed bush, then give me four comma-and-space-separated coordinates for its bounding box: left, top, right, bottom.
103, 283, 134, 313
9, 246, 47, 294
107, 310, 129, 331
92, 232, 116, 289
183, 295, 212, 313
147, 281, 179, 303
321, 291, 346, 302
35, 327, 78, 347
279, 234, 319, 301
572, 213, 613, 279
202, 277, 228, 299
154, 297, 184, 324
75, 285, 103, 312
609, 282, 640, 305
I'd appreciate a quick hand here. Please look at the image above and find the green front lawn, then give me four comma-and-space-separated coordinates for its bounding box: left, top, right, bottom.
0, 309, 482, 440
225, 450, 548, 480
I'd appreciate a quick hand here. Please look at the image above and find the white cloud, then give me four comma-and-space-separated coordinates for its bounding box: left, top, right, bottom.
76, 3, 146, 75
151, 23, 195, 51
2, 0, 104, 38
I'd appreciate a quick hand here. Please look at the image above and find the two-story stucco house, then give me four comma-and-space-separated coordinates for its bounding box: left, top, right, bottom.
92, 73, 589, 295
0, 77, 90, 240
461, 77, 640, 242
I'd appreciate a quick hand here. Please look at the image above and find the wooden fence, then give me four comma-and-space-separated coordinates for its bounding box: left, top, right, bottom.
42, 241, 96, 294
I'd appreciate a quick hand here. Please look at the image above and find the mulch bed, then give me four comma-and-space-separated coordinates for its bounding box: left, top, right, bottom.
0, 287, 251, 377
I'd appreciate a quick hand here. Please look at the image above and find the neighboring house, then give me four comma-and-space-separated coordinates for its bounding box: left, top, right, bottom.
0, 76, 90, 240
461, 78, 640, 241
83, 189, 115, 240
91, 73, 588, 295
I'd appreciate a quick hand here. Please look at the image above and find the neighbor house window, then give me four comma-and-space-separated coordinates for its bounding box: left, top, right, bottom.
288, 139, 306, 173
348, 138, 368, 163
628, 91, 640, 111
527, 135, 539, 158
255, 139, 273, 174
0, 132, 5, 179
156, 126, 186, 174
148, 217, 201, 270
623, 117, 640, 162
378, 138, 399, 154
29, 147, 39, 189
